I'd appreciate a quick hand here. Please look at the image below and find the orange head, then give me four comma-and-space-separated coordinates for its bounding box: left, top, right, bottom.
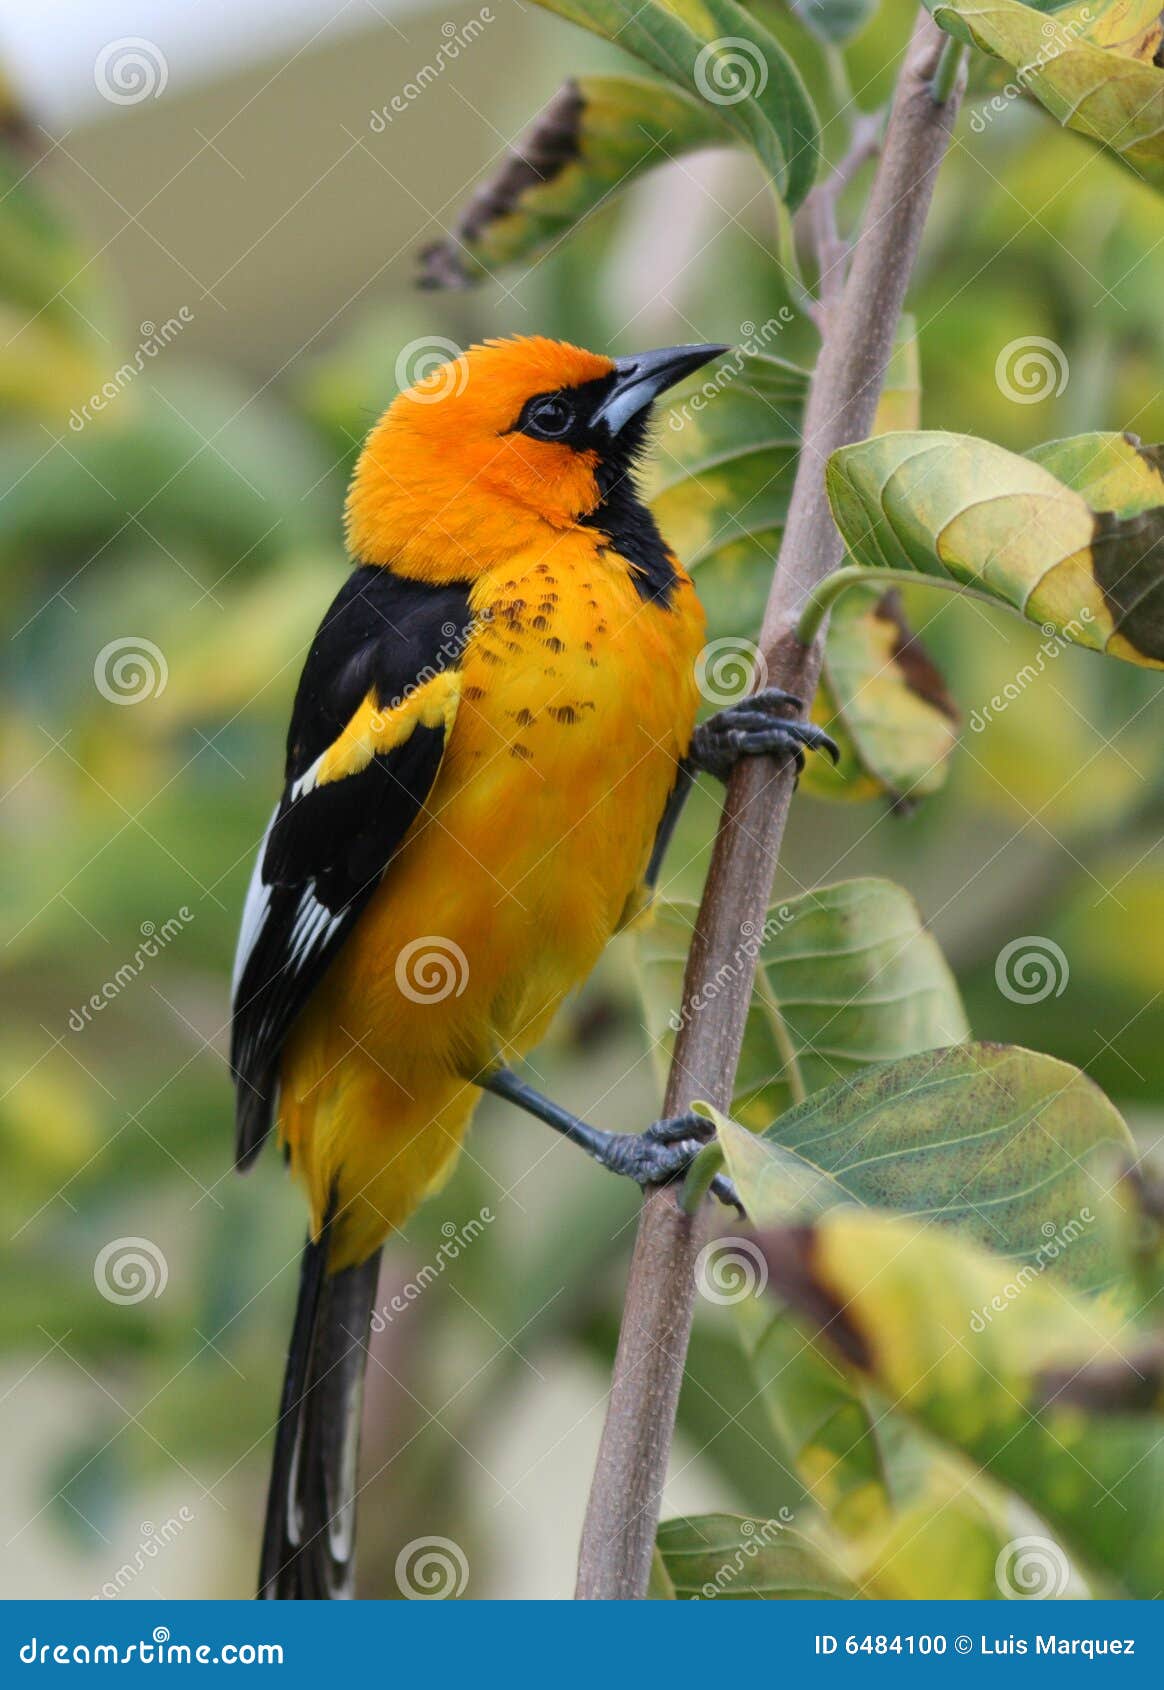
344, 335, 725, 582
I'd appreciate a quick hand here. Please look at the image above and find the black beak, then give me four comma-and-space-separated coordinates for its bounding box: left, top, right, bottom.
591, 343, 729, 435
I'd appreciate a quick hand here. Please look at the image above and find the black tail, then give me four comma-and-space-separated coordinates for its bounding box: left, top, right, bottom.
258, 1232, 382, 1599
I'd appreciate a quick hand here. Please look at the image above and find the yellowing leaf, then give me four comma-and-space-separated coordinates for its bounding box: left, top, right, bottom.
764, 1212, 1164, 1597
826, 429, 1164, 667
931, 0, 1164, 190
803, 585, 961, 804
420, 77, 730, 286
848, 1466, 1041, 1599
532, 0, 821, 208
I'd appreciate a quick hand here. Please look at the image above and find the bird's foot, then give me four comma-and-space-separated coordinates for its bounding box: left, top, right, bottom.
597, 1111, 741, 1211
689, 687, 839, 782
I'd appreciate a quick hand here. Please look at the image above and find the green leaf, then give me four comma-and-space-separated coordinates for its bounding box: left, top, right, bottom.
531, 0, 821, 209
826, 429, 1164, 668
764, 1211, 1163, 1596
718, 1043, 1133, 1289
930, 0, 1164, 191
637, 878, 969, 1125
419, 76, 730, 286
655, 1512, 856, 1597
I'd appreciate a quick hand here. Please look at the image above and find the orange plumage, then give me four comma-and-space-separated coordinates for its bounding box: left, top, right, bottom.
232, 334, 722, 1597
279, 337, 706, 1269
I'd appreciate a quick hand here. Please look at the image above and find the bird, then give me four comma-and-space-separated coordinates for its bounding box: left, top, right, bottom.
229, 334, 835, 1599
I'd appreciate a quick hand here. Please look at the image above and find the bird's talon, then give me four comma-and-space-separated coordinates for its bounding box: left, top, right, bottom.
644, 1110, 712, 1146
690, 701, 838, 782
748, 686, 803, 715
710, 1172, 745, 1215
602, 1121, 712, 1186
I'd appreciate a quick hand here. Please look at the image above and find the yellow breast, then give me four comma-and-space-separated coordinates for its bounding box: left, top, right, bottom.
279, 534, 705, 1263
342, 534, 704, 1055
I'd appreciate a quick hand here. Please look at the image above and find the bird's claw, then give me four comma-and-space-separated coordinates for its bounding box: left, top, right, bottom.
710, 1172, 745, 1215
643, 1109, 713, 1147
690, 686, 840, 782
600, 1111, 739, 1210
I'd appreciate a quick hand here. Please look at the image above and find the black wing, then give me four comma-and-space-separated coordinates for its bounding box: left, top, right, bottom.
230, 564, 473, 1169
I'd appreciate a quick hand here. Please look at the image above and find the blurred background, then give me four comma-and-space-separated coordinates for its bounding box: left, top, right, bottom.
2, 0, 1162, 1600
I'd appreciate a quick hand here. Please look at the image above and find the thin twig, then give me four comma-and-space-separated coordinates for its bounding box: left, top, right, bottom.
574, 9, 967, 1602
803, 109, 885, 327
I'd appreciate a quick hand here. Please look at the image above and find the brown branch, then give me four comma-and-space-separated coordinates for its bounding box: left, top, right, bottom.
574, 10, 967, 1601
802, 108, 885, 329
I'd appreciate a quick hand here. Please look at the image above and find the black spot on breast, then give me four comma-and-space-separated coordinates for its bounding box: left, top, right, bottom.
510, 742, 533, 760
549, 705, 577, 724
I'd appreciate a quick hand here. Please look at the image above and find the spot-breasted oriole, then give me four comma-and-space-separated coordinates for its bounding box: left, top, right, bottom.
230, 335, 835, 1598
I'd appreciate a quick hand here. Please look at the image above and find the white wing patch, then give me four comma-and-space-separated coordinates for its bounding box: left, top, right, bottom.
232, 808, 276, 1000
286, 887, 345, 968
232, 807, 348, 1007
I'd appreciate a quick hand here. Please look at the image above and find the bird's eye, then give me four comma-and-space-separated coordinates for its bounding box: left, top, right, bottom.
529, 396, 573, 439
